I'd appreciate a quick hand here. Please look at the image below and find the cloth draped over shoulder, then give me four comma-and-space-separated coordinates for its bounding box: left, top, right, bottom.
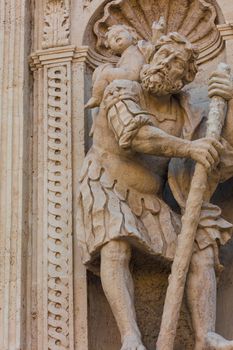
77, 79, 233, 269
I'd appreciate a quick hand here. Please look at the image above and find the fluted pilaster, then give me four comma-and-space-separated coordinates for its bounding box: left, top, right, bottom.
30, 1, 75, 348
0, 0, 31, 349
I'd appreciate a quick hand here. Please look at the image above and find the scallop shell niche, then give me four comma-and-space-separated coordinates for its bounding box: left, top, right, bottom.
89, 0, 223, 65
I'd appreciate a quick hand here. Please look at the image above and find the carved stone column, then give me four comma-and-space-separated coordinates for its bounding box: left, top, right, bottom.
30, 1, 75, 349
0, 0, 31, 349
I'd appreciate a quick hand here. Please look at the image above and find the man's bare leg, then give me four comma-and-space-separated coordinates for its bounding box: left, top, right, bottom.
101, 240, 146, 350
187, 246, 233, 350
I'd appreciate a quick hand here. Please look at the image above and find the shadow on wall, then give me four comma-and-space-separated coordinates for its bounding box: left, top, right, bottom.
214, 177, 233, 339
88, 251, 194, 350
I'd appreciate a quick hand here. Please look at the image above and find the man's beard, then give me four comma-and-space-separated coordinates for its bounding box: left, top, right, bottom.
140, 64, 184, 96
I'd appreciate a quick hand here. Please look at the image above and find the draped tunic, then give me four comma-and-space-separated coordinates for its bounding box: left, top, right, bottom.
77, 80, 233, 269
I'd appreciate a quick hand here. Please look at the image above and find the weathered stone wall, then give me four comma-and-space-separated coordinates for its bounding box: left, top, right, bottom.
0, 1, 31, 349
0, 0, 233, 349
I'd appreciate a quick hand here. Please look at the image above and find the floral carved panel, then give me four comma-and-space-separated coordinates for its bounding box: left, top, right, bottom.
43, 0, 70, 49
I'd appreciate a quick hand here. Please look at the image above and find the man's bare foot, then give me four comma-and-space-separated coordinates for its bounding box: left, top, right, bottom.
205, 332, 233, 350
121, 335, 147, 350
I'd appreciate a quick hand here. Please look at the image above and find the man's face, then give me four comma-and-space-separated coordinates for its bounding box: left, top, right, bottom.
107, 27, 133, 55
141, 43, 190, 96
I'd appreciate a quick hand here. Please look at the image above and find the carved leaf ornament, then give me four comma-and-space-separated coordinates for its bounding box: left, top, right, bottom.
43, 0, 70, 49
93, 0, 223, 64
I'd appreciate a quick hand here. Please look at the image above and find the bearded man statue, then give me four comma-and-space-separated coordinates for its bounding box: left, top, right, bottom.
77, 31, 233, 350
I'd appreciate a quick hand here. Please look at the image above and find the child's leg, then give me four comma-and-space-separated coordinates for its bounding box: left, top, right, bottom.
85, 78, 109, 108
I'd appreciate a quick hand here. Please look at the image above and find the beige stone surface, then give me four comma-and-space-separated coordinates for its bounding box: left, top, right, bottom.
0, 0, 31, 349
29, 1, 75, 349
76, 1, 232, 349
1, 0, 233, 349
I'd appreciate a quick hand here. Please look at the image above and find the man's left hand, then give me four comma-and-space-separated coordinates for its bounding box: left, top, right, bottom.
208, 70, 233, 100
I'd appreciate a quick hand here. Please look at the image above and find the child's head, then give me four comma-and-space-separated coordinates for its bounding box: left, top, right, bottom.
105, 24, 139, 55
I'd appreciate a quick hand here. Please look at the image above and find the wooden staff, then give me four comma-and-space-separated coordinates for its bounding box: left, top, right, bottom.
156, 62, 231, 350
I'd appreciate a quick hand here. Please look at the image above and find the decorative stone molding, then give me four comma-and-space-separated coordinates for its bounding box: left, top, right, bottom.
30, 52, 74, 348
217, 23, 233, 40
73, 46, 117, 68
30, 46, 76, 70
30, 45, 114, 71
43, 0, 70, 49
32, 1, 74, 348
30, 0, 75, 347
45, 62, 73, 349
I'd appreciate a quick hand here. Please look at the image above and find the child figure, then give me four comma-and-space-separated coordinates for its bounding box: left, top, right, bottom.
86, 19, 166, 109
85, 24, 145, 109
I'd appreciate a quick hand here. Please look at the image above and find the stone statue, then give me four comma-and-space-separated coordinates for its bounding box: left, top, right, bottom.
85, 20, 166, 109
77, 24, 233, 350
85, 24, 145, 109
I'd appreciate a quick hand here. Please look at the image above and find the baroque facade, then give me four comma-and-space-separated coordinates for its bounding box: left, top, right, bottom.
0, 0, 233, 349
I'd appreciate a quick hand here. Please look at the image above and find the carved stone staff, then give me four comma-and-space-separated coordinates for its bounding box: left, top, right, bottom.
156, 62, 231, 350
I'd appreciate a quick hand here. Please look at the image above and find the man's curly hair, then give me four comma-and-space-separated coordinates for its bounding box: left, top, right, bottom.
155, 32, 199, 84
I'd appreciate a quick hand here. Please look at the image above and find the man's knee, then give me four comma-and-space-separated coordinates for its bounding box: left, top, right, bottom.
190, 245, 215, 272
101, 240, 131, 263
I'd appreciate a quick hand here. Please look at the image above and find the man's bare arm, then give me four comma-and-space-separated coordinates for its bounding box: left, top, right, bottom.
131, 124, 223, 170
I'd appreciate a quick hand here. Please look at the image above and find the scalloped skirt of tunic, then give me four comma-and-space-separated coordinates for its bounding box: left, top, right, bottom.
76, 151, 233, 270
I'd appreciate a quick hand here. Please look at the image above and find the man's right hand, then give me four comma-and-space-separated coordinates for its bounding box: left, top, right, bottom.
188, 137, 224, 171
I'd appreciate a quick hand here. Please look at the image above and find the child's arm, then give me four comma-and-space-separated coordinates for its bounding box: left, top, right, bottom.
105, 66, 140, 82
106, 49, 145, 82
